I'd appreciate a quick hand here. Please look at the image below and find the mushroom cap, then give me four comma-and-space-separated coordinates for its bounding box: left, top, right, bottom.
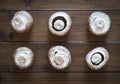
89, 12, 111, 36
49, 12, 72, 36
14, 47, 34, 69
11, 11, 33, 33
86, 47, 109, 70
48, 45, 71, 70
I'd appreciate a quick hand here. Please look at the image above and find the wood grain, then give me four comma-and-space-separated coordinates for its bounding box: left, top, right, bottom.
0, 42, 119, 72
0, 11, 119, 42
0, 0, 120, 10
0, 0, 120, 84
0, 73, 120, 84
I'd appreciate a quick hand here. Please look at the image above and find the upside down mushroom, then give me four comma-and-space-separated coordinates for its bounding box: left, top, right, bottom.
11, 11, 33, 33
48, 46, 71, 70
89, 12, 111, 36
14, 47, 34, 69
86, 47, 109, 70
49, 12, 72, 36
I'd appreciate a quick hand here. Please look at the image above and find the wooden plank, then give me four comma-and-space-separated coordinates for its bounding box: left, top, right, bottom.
0, 42, 119, 72
0, 0, 120, 10
0, 11, 120, 42
0, 73, 120, 84
0, 1, 119, 84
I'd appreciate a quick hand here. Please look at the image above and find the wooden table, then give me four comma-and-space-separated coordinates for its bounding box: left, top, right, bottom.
0, 0, 120, 84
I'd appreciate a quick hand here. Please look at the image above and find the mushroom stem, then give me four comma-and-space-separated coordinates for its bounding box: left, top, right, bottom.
54, 56, 64, 65
91, 53, 102, 65
95, 19, 105, 28
54, 20, 65, 30
18, 56, 26, 64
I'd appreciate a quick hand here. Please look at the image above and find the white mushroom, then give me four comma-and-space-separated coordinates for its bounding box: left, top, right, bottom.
14, 47, 34, 69
89, 12, 111, 36
11, 11, 33, 33
49, 12, 72, 36
48, 46, 71, 70
86, 47, 109, 70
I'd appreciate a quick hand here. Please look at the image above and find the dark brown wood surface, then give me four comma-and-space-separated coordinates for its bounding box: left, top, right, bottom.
0, 0, 120, 84
0, 0, 120, 10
